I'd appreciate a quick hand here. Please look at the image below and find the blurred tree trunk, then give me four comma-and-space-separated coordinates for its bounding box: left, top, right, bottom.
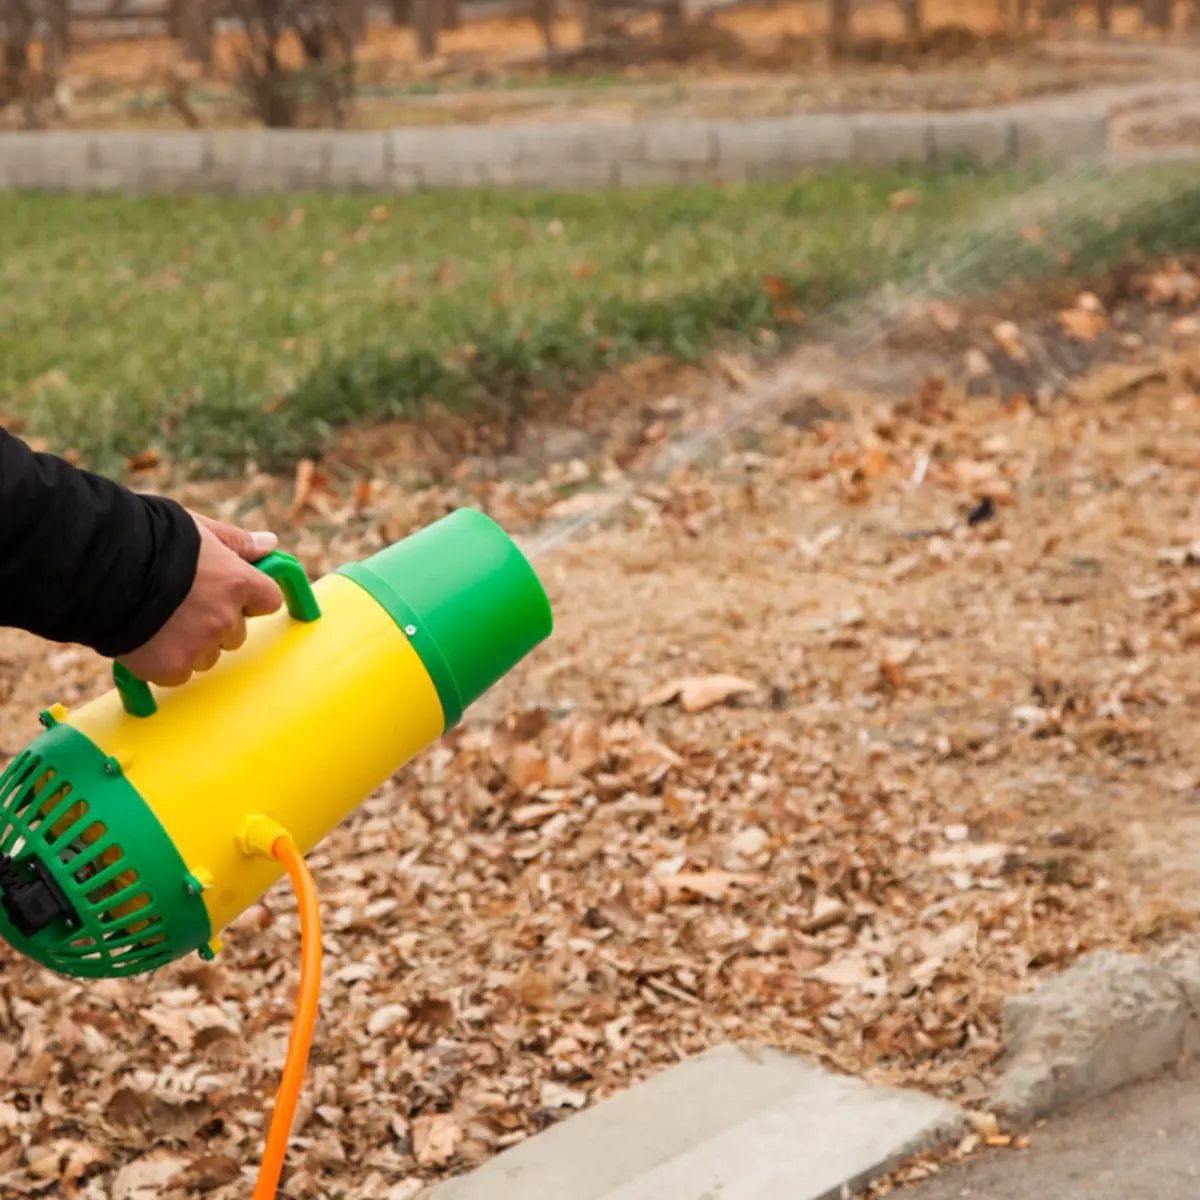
900, 0, 921, 41
1038, 0, 1070, 21
996, 0, 1032, 31
661, 0, 688, 38
391, 0, 412, 22
3, 0, 32, 80
413, 0, 441, 56
442, 0, 460, 30
828, 0, 853, 56
1, 0, 36, 125
1141, 0, 1171, 30
531, 0, 556, 53
581, 0, 603, 41
48, 0, 70, 60
1095, 0, 1113, 30
343, 0, 369, 43
175, 0, 216, 65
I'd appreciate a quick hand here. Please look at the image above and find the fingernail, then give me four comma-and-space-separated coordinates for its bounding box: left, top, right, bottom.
251, 531, 279, 554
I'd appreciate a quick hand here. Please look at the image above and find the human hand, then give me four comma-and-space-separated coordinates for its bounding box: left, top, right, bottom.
117, 512, 284, 687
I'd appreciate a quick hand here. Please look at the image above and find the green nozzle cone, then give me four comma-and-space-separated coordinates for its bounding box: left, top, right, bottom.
337, 509, 553, 729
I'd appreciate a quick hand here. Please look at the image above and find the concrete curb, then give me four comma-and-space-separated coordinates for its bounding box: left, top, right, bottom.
408, 942, 1200, 1200
425, 1043, 967, 1200
0, 104, 1111, 195
990, 938, 1200, 1128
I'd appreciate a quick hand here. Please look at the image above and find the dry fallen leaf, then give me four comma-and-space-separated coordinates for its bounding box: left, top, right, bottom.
762, 274, 792, 300
352, 478, 375, 512
1058, 307, 1108, 342
715, 353, 754, 389
25, 1145, 63, 1180
929, 300, 962, 333
126, 449, 160, 472
859, 447, 890, 478
1072, 362, 1167, 405
540, 1080, 588, 1110
883, 637, 920, 666
952, 458, 1000, 489
992, 321, 1028, 362
890, 189, 921, 212
291, 457, 316, 520
659, 869, 761, 903
504, 743, 551, 791
811, 955, 873, 988
1142, 266, 1200, 306
64, 1143, 106, 1182
172, 1154, 240, 1191
545, 491, 612, 520
969, 1111, 1001, 1139
641, 674, 758, 713
413, 1114, 464, 1167
111, 1155, 191, 1200
141, 1007, 194, 1052
801, 896, 849, 934
366, 1004, 409, 1037
964, 347, 992, 378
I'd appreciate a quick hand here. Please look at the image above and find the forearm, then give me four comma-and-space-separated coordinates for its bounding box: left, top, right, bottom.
0, 430, 200, 657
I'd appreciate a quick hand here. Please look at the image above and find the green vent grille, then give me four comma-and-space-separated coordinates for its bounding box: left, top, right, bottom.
0, 721, 211, 980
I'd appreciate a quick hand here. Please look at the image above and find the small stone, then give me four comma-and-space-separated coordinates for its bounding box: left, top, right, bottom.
993, 951, 1187, 1126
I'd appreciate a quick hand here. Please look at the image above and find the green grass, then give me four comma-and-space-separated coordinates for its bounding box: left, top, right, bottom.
3, 160, 1196, 479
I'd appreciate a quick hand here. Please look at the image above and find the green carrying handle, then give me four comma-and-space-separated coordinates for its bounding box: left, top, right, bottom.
112, 550, 322, 719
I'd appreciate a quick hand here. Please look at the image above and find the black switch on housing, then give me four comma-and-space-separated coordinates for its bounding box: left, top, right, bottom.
0, 853, 77, 938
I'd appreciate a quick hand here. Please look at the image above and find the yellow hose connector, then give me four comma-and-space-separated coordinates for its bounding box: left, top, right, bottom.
239, 815, 294, 861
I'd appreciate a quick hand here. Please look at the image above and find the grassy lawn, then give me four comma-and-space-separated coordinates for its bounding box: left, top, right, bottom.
2, 160, 1196, 479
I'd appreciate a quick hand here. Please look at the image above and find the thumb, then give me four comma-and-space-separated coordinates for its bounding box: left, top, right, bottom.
241, 561, 285, 618
195, 513, 279, 563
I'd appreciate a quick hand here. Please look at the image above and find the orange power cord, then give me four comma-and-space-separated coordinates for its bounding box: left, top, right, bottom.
253, 836, 324, 1200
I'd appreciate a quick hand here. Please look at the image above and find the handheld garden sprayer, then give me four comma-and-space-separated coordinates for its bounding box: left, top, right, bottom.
0, 507, 554, 1198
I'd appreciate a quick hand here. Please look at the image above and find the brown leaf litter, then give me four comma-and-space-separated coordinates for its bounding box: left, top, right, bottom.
1, 263, 1200, 1198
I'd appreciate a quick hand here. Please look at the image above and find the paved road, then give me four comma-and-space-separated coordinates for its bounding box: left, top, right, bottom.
904, 1061, 1200, 1200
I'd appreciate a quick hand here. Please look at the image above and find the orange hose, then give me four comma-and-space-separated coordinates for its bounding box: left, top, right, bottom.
253, 836, 323, 1200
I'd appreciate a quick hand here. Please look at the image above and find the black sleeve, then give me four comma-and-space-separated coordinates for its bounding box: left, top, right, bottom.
0, 429, 201, 658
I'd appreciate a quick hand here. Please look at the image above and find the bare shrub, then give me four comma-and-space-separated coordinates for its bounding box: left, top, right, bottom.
230, 0, 357, 128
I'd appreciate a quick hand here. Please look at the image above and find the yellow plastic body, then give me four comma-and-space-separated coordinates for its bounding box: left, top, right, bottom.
67, 574, 444, 942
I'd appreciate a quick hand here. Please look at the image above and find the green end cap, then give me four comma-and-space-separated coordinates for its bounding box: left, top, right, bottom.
0, 723, 211, 981
337, 508, 553, 729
